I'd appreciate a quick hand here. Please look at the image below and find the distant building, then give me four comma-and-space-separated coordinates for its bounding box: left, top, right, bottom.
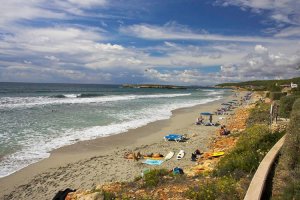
279, 82, 298, 89
279, 84, 290, 88
291, 82, 298, 88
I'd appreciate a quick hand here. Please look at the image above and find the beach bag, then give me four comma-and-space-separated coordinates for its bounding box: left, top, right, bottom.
52, 188, 76, 200
191, 153, 197, 161
173, 167, 184, 175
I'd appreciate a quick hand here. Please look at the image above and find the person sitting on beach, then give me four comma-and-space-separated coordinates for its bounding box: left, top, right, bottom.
195, 115, 204, 125
191, 153, 197, 161
194, 149, 201, 155
219, 125, 230, 136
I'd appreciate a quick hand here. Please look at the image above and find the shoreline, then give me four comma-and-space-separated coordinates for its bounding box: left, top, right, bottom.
0, 93, 237, 199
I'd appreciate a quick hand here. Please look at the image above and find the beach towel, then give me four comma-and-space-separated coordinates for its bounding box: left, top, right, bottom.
142, 159, 164, 165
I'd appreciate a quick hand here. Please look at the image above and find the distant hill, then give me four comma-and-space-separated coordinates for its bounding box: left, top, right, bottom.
122, 84, 187, 89
215, 77, 300, 91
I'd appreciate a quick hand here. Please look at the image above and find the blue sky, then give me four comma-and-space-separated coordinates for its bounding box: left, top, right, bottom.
0, 0, 299, 85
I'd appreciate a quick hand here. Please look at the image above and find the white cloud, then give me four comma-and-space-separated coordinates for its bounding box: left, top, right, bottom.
143, 43, 300, 85
65, 0, 107, 8
0, 0, 109, 28
215, 0, 300, 25
120, 23, 292, 43
0, 64, 113, 83
0, 1, 299, 84
144, 68, 223, 85
45, 55, 60, 62
0, 25, 150, 82
254, 44, 268, 54
274, 27, 300, 37
0, 1, 64, 27
220, 44, 300, 80
1, 21, 299, 84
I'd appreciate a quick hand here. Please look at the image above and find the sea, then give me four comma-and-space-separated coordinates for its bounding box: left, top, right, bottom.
0, 82, 231, 178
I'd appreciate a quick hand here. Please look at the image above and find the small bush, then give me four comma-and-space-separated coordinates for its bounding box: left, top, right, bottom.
279, 95, 300, 118
291, 87, 300, 94
214, 125, 284, 178
272, 99, 300, 198
246, 102, 270, 127
270, 92, 286, 100
267, 84, 281, 92
143, 169, 169, 188
103, 190, 116, 200
186, 176, 240, 200
292, 91, 300, 95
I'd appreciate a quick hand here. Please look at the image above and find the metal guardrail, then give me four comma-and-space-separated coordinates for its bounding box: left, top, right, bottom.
244, 135, 286, 200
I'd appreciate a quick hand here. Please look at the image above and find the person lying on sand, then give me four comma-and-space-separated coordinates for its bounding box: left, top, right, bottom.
124, 151, 143, 160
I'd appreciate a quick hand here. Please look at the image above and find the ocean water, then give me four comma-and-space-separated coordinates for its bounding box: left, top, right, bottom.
0, 82, 230, 178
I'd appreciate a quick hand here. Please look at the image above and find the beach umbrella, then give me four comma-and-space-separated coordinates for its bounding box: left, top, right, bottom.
200, 112, 213, 115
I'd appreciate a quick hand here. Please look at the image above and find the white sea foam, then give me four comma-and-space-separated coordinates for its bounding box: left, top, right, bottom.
63, 94, 79, 98
0, 95, 222, 178
207, 90, 224, 96
200, 89, 214, 92
0, 93, 191, 109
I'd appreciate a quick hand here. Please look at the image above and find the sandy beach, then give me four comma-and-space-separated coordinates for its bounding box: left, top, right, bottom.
0, 93, 239, 200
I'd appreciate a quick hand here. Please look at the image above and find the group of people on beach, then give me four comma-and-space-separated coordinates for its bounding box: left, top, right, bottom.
195, 115, 214, 126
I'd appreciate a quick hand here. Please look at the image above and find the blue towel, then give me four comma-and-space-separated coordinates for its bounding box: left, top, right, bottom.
142, 159, 164, 165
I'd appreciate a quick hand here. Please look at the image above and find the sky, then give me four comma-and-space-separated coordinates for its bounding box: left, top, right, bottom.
0, 0, 300, 85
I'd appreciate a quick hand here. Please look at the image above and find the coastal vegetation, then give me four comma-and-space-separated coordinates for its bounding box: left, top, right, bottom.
216, 77, 300, 92
272, 99, 300, 199
141, 169, 169, 188
268, 92, 287, 100
122, 84, 187, 89
186, 103, 285, 200
279, 95, 300, 118
246, 102, 270, 127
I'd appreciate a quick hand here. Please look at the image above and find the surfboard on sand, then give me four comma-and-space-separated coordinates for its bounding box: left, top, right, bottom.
164, 151, 175, 160
177, 150, 185, 160
211, 152, 225, 157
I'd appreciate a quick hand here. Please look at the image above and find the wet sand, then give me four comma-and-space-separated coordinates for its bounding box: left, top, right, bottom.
0, 93, 238, 200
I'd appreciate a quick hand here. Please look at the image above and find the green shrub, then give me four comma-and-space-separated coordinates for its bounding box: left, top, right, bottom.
279, 95, 300, 118
272, 99, 300, 199
270, 92, 286, 100
214, 125, 284, 178
267, 84, 281, 92
103, 190, 116, 200
186, 176, 240, 200
291, 87, 300, 94
292, 91, 300, 95
185, 104, 285, 199
246, 102, 270, 127
143, 169, 169, 188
